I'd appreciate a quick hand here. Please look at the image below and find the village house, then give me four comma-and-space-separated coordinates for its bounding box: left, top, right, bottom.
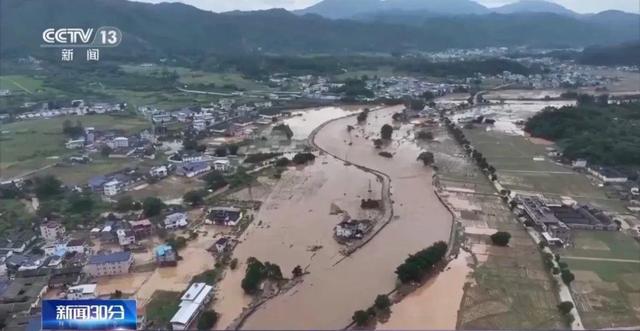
214, 237, 230, 253
84, 251, 133, 277
66, 239, 88, 254
170, 283, 214, 330
154, 244, 177, 267
588, 166, 628, 183
176, 161, 211, 178
0, 250, 12, 276
129, 219, 154, 239
65, 138, 85, 149
213, 159, 234, 172
149, 165, 169, 178
0, 229, 37, 253
103, 179, 122, 196
207, 207, 242, 226
40, 220, 65, 242
116, 229, 136, 247
66, 284, 97, 300
164, 212, 188, 230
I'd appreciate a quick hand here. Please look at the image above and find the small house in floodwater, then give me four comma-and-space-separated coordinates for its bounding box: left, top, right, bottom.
206, 207, 243, 226
154, 244, 177, 267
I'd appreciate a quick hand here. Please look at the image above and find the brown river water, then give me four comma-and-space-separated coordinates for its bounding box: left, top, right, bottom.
213, 105, 453, 329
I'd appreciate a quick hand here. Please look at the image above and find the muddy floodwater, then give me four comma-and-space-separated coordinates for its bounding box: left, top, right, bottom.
213, 105, 453, 329
451, 100, 575, 135
283, 106, 360, 140
379, 250, 472, 330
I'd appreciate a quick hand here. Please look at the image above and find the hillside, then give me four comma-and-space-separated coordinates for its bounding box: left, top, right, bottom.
1, 0, 638, 59
295, 0, 489, 19
492, 0, 576, 16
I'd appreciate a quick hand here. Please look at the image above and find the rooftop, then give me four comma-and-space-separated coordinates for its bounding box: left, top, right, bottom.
87, 251, 131, 265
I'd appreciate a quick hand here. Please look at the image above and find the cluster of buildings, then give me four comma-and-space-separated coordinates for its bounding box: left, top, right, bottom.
367, 76, 467, 100
514, 194, 619, 246
65, 127, 156, 161
15, 100, 124, 121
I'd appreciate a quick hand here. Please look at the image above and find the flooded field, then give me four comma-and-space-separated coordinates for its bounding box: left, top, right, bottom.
451, 100, 575, 135
283, 106, 361, 140
213, 105, 453, 329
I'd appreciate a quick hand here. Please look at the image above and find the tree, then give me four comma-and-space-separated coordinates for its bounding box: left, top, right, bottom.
142, 197, 165, 217
352, 310, 369, 327
115, 196, 135, 212
275, 157, 290, 167
111, 290, 123, 299
230, 258, 238, 270
227, 144, 239, 155
292, 153, 316, 165
357, 109, 369, 123
242, 257, 266, 294
557, 301, 574, 315
273, 124, 294, 140
204, 171, 228, 191
34, 175, 63, 200
422, 91, 436, 101
214, 146, 228, 157
183, 190, 205, 206
292, 265, 303, 278
416, 130, 434, 140
490, 231, 511, 246
404, 98, 425, 110
99, 145, 112, 157
561, 269, 575, 285
381, 124, 393, 140
417, 151, 435, 166
197, 310, 218, 330
374, 294, 391, 310
373, 138, 383, 149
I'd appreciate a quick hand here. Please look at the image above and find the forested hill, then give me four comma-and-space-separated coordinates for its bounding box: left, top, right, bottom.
525, 102, 640, 166
1, 0, 639, 59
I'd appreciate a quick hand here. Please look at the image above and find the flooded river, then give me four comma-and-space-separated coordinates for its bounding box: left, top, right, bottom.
213, 105, 453, 329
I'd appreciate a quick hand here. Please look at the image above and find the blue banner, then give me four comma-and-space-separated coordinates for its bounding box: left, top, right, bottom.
42, 299, 137, 330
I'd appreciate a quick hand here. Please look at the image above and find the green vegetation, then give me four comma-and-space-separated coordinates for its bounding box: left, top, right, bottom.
334, 78, 373, 98
417, 151, 434, 166
490, 231, 511, 246
197, 310, 218, 330
374, 294, 391, 311
241, 257, 283, 295
525, 102, 640, 165
204, 171, 228, 191
395, 241, 447, 284
272, 124, 294, 140
352, 310, 370, 327
142, 197, 165, 218
357, 108, 370, 123
380, 124, 393, 140
183, 190, 206, 206
145, 291, 181, 328
0, 114, 149, 177
292, 153, 316, 165
557, 301, 574, 314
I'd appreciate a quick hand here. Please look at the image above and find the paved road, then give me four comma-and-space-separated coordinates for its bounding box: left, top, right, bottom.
563, 256, 640, 264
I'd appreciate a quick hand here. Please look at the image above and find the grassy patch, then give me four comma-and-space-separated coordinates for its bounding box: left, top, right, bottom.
562, 231, 640, 261
145, 290, 181, 329
0, 114, 149, 179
